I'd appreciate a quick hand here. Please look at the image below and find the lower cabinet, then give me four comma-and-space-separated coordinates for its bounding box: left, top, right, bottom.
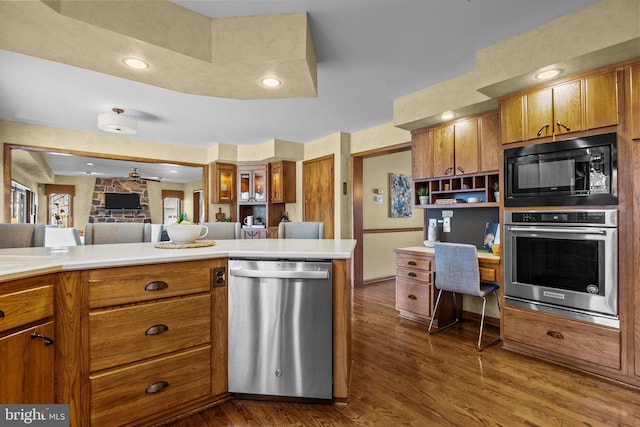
502, 306, 621, 370
57, 259, 228, 426
0, 275, 55, 404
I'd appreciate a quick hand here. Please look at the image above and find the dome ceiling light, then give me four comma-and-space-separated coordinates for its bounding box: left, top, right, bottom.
123, 57, 149, 70
535, 68, 561, 80
97, 108, 137, 135
261, 77, 282, 88
440, 111, 454, 120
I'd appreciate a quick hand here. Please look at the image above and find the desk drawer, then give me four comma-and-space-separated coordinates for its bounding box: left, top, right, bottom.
90, 294, 211, 371
0, 283, 53, 333
503, 306, 620, 369
479, 267, 496, 283
396, 254, 431, 272
90, 346, 211, 426
89, 260, 213, 308
396, 267, 432, 284
396, 278, 431, 318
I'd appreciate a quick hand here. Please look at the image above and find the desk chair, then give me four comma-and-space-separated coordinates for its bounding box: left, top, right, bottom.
84, 223, 152, 244
44, 227, 82, 247
428, 242, 500, 351
201, 222, 241, 239
0, 224, 46, 248
278, 222, 324, 239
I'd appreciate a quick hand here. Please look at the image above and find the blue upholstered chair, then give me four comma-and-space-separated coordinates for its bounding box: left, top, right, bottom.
428, 242, 500, 351
278, 222, 324, 239
84, 223, 152, 244
201, 222, 241, 239
0, 223, 46, 248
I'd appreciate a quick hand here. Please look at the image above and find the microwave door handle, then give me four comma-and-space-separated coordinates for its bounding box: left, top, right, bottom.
507, 226, 607, 235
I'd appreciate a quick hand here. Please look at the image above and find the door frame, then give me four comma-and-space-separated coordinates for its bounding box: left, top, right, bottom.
350, 142, 412, 288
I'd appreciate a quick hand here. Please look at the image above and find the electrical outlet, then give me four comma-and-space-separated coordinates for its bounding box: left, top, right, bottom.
428, 219, 437, 227
443, 217, 451, 233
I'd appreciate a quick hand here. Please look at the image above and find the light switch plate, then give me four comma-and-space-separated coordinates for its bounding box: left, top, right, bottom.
442, 210, 454, 218
443, 217, 451, 232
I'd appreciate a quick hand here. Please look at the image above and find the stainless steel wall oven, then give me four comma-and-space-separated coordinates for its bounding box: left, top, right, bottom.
504, 209, 618, 327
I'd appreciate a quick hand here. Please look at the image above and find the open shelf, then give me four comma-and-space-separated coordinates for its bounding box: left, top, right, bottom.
414, 173, 499, 208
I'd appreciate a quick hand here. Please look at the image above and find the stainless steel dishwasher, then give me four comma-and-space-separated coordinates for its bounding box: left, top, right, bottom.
228, 259, 333, 400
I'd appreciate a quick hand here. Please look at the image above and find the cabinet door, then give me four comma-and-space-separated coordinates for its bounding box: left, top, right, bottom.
527, 88, 553, 139
210, 163, 235, 203
253, 169, 267, 202
553, 80, 582, 135
270, 161, 296, 203
631, 64, 640, 140
453, 119, 478, 175
271, 162, 283, 202
239, 170, 251, 202
501, 96, 524, 144
411, 129, 433, 179
0, 321, 54, 403
479, 112, 501, 172
585, 70, 618, 130
433, 125, 454, 177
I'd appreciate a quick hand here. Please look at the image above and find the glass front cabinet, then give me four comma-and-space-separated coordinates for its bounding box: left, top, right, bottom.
238, 165, 267, 203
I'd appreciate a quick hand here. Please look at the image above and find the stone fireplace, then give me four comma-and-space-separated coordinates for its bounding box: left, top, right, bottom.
89, 178, 151, 223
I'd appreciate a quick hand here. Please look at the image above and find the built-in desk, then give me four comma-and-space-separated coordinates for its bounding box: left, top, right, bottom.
394, 246, 500, 327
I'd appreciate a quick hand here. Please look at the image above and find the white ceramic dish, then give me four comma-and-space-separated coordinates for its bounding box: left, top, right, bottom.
166, 224, 208, 244
467, 197, 481, 203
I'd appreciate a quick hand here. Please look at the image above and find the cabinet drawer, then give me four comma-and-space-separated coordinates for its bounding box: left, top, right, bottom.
503, 306, 620, 369
90, 346, 211, 426
0, 282, 53, 333
479, 267, 496, 283
396, 278, 431, 318
396, 267, 432, 284
90, 294, 211, 371
89, 260, 213, 308
396, 254, 431, 271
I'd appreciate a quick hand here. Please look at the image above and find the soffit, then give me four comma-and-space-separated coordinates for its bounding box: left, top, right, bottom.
0, 0, 316, 100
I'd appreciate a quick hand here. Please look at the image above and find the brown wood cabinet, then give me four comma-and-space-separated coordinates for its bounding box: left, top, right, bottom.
210, 162, 236, 204
501, 70, 618, 144
629, 63, 640, 140
415, 173, 499, 207
0, 275, 55, 404
432, 124, 454, 177
57, 259, 228, 426
270, 160, 296, 203
411, 128, 433, 180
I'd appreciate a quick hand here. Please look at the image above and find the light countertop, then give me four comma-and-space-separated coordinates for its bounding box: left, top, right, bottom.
395, 245, 500, 262
0, 239, 357, 283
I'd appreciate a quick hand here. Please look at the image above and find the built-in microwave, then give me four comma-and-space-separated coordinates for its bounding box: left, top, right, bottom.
504, 133, 617, 207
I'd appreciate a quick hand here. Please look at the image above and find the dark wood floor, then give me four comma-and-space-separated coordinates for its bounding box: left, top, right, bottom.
162, 280, 640, 426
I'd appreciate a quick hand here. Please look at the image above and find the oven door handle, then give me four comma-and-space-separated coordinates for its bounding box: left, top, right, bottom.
506, 226, 607, 235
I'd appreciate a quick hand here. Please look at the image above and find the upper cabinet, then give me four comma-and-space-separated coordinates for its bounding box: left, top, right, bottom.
412, 111, 500, 180
210, 162, 236, 204
270, 161, 296, 204
501, 70, 618, 144
238, 165, 267, 203
628, 63, 640, 140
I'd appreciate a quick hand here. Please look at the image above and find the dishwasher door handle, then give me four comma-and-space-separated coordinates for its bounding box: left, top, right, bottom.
229, 268, 329, 280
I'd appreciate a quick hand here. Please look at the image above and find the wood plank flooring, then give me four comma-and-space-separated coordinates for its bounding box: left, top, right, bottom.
161, 280, 640, 426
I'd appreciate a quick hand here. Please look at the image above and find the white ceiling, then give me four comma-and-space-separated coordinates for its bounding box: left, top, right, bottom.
0, 0, 599, 178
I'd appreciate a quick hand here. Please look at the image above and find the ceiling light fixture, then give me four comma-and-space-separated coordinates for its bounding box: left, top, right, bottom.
261, 77, 281, 88
440, 111, 454, 120
97, 108, 137, 135
123, 57, 149, 70
535, 69, 561, 80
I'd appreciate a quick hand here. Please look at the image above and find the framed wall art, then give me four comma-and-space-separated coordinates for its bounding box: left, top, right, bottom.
389, 173, 412, 218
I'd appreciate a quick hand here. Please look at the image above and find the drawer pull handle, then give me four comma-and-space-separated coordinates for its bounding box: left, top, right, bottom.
408, 294, 417, 300
145, 324, 169, 335
145, 281, 168, 291
145, 380, 169, 394
0, 309, 4, 318
407, 261, 417, 266
30, 332, 54, 346
408, 272, 417, 278
546, 330, 565, 340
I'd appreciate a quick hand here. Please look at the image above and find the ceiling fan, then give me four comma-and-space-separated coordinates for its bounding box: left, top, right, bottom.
127, 167, 162, 182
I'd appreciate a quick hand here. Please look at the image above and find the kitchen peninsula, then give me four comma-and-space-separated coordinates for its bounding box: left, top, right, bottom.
0, 239, 355, 426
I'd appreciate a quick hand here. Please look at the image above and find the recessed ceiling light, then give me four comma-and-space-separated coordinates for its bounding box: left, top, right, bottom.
535, 69, 561, 80
440, 111, 454, 120
261, 77, 281, 88
86, 162, 94, 166
123, 57, 149, 70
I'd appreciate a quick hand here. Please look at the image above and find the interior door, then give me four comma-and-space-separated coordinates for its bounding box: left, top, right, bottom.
303, 155, 334, 239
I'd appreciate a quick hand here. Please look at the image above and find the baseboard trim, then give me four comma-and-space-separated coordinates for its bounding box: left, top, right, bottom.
363, 276, 395, 286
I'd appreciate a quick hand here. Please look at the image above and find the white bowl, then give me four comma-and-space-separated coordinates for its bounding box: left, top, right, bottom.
467, 197, 481, 203
166, 224, 208, 244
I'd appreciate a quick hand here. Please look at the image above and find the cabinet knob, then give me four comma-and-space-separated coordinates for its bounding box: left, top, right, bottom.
145, 324, 169, 335
546, 330, 565, 340
145, 380, 169, 394
0, 309, 4, 318
408, 294, 417, 300
30, 332, 54, 346
145, 281, 169, 291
